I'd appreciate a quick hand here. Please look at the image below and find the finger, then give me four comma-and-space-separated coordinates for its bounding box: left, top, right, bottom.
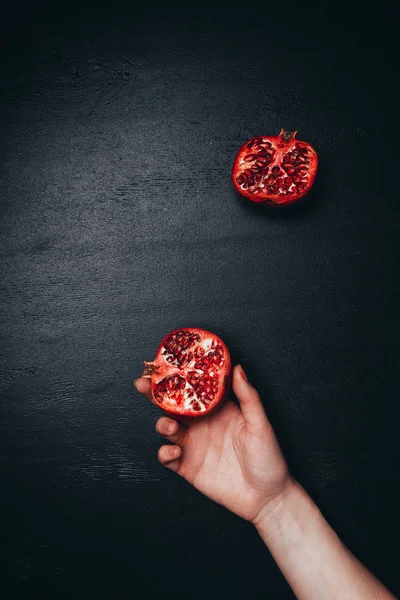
158, 445, 182, 473
134, 377, 152, 401
232, 364, 268, 428
156, 417, 187, 445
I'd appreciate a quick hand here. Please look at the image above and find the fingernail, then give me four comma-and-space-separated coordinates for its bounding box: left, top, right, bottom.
133, 379, 138, 387
170, 447, 178, 458
238, 364, 249, 382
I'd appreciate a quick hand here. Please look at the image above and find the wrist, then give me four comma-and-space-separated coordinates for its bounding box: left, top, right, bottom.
252, 478, 314, 536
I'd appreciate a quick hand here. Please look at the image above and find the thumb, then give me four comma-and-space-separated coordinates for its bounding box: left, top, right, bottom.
232, 365, 268, 429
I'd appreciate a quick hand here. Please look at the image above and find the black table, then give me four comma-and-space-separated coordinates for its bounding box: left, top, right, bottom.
1, 3, 399, 598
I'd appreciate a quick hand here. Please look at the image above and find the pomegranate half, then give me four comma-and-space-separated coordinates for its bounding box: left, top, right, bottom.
142, 328, 231, 417
232, 129, 318, 205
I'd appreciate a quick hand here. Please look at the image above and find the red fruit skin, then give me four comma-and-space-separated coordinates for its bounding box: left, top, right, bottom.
143, 328, 232, 418
232, 129, 318, 206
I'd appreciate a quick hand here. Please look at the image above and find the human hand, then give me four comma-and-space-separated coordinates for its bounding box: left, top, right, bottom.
135, 364, 293, 524
136, 364, 397, 598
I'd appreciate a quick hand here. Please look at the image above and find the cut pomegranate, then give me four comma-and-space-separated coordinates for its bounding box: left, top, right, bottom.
142, 328, 232, 417
232, 129, 318, 205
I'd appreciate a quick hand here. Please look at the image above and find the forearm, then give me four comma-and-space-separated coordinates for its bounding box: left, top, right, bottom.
254, 481, 396, 600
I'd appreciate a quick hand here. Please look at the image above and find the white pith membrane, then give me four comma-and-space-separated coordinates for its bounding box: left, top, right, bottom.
235, 137, 314, 200
152, 332, 226, 413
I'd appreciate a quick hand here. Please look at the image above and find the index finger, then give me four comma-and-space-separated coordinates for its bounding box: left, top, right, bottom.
134, 377, 152, 400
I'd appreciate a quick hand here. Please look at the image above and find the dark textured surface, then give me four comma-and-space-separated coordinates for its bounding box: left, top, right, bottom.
1, 3, 399, 598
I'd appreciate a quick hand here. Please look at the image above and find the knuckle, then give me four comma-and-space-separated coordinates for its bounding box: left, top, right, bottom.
165, 419, 176, 434
156, 417, 169, 433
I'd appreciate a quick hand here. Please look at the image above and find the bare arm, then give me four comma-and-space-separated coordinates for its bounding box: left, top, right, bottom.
135, 365, 397, 600
254, 481, 396, 600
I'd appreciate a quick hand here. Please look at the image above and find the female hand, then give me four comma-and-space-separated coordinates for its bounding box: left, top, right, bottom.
136, 364, 397, 600
135, 364, 293, 524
